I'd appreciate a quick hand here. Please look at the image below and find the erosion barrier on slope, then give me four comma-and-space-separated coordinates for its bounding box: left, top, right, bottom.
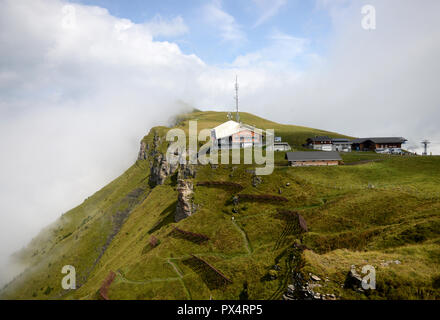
99, 271, 116, 300
171, 226, 210, 243
277, 210, 308, 233
182, 254, 232, 289
237, 194, 289, 203
273, 209, 308, 250
196, 181, 244, 190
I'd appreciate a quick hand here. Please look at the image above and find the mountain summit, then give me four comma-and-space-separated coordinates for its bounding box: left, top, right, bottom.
1, 111, 439, 300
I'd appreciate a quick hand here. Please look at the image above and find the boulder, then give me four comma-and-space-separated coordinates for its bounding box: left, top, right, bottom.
252, 175, 262, 187
283, 272, 317, 300
311, 274, 321, 281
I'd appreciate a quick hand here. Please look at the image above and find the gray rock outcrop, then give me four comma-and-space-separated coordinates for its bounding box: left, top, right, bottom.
283, 272, 337, 300
149, 153, 179, 186
138, 141, 148, 160
178, 164, 197, 179
283, 272, 315, 300
175, 179, 194, 222
252, 175, 262, 187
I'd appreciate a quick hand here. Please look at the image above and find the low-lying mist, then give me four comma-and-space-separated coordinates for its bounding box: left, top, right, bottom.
1, 0, 440, 287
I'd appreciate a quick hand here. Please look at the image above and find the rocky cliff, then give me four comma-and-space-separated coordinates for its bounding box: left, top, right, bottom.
175, 179, 194, 222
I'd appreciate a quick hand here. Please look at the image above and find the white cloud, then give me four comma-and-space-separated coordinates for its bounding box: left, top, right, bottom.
253, 0, 287, 27
143, 14, 189, 38
286, 0, 440, 155
234, 0, 440, 155
202, 0, 246, 42
1, 0, 440, 286
0, 0, 281, 286
0, 0, 203, 286
232, 30, 310, 68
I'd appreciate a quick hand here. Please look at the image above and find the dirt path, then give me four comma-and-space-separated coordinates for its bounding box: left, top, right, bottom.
344, 159, 384, 166
167, 259, 192, 300
115, 270, 181, 284
167, 259, 184, 277
231, 219, 252, 254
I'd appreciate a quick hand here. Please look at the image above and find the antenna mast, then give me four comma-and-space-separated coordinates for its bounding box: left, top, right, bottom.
234, 75, 240, 122
421, 139, 430, 155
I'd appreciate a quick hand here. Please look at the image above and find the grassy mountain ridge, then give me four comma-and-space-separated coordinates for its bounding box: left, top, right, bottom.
1, 111, 439, 300
165, 111, 353, 150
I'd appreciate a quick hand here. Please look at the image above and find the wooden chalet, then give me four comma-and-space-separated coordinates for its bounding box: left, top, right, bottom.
351, 137, 407, 152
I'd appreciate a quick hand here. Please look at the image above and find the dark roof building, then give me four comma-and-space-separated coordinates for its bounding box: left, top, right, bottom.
285, 151, 342, 167
331, 138, 352, 152
306, 136, 352, 152
331, 138, 352, 143
306, 136, 333, 151
351, 137, 407, 151
307, 136, 332, 143
351, 137, 407, 144
305, 136, 407, 153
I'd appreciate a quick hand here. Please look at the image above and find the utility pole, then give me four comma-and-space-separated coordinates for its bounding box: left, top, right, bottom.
234, 75, 240, 122
421, 139, 430, 155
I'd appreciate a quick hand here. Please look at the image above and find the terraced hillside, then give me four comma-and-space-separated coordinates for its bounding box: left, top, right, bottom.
1, 111, 439, 300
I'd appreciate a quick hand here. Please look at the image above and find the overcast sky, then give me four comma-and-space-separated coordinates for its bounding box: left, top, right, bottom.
0, 0, 439, 285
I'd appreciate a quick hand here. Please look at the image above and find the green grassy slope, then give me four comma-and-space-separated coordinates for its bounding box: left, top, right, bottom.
1, 111, 439, 300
